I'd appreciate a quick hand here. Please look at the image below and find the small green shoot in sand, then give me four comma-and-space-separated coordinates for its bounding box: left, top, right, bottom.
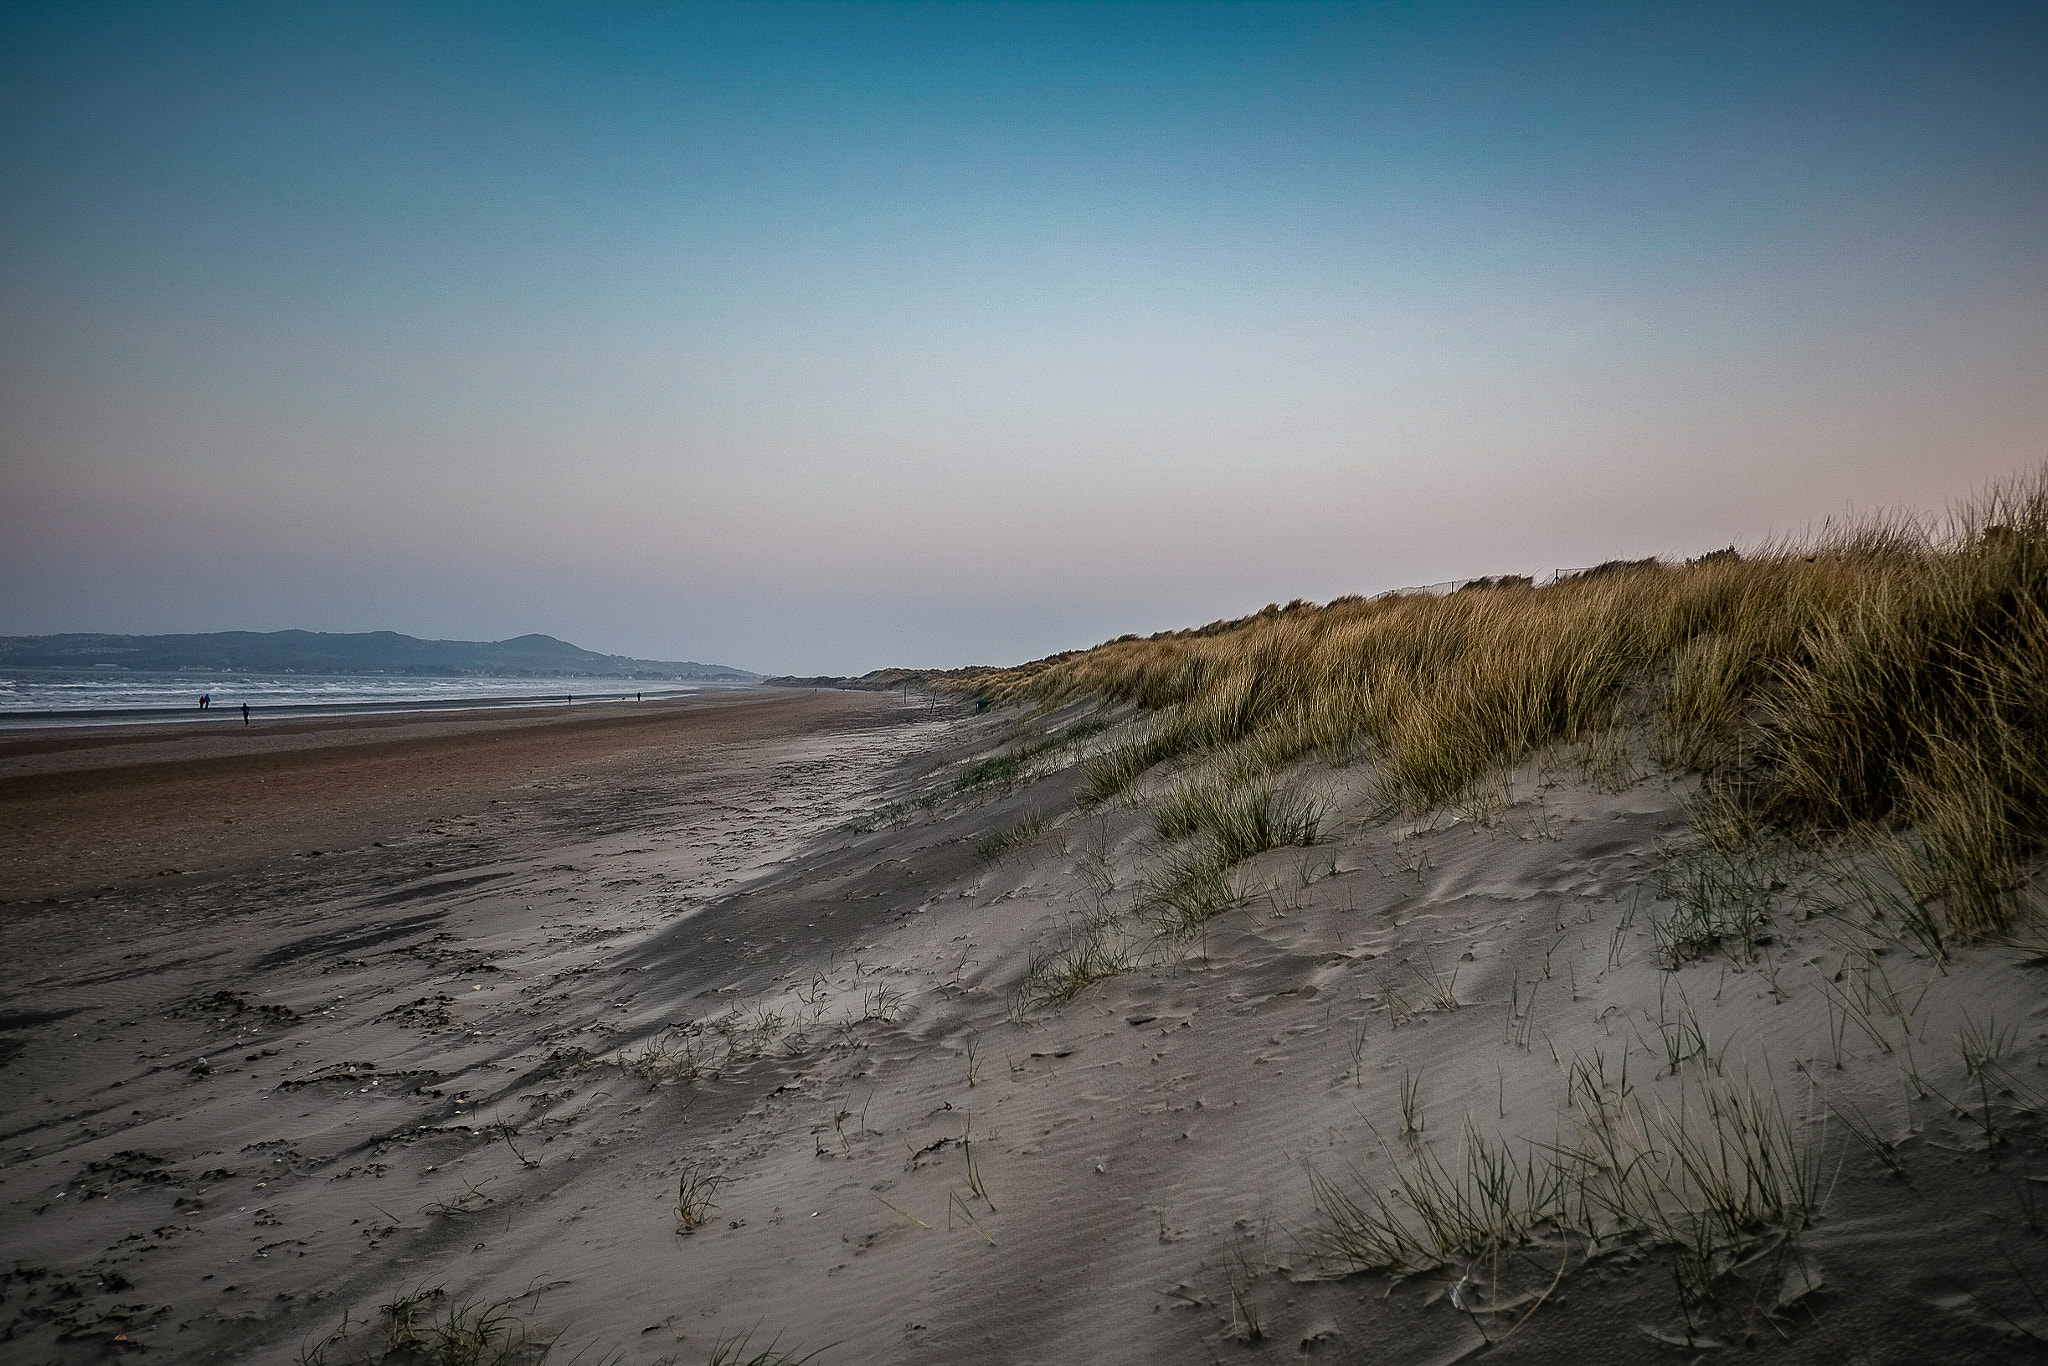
705, 1327, 832, 1365
296, 1284, 563, 1366
1223, 1245, 1266, 1344
1830, 1097, 1908, 1181
1412, 952, 1459, 1011
675, 1163, 726, 1233
975, 810, 1048, 863
498, 1123, 540, 1169
622, 1030, 705, 1086
1020, 912, 1135, 1007
1652, 843, 1779, 966
1958, 1012, 2017, 1079
1140, 846, 1242, 941
860, 984, 906, 1021
961, 1114, 994, 1209
957, 717, 1115, 795
421, 1176, 496, 1218
948, 1188, 996, 1244
1383, 977, 1417, 1029
1643, 981, 1718, 1078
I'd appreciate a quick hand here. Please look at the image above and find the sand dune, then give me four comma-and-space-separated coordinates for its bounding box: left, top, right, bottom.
3, 694, 2045, 1363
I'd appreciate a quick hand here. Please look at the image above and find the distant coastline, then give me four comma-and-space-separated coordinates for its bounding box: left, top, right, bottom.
0, 629, 757, 681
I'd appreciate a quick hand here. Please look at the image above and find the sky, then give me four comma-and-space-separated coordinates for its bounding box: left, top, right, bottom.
3, 1, 2045, 675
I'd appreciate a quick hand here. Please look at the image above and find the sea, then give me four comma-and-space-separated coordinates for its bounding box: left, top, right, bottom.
0, 669, 707, 726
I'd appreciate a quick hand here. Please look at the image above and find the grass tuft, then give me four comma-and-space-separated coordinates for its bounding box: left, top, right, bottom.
675, 1163, 726, 1233
1153, 776, 1324, 859
296, 1284, 574, 1366
1137, 776, 1323, 939
955, 716, 1116, 795
1075, 743, 1153, 810
1313, 1070, 1820, 1303
1652, 843, 1781, 966
1141, 847, 1243, 941
705, 1329, 831, 1365
975, 810, 1048, 863
1019, 912, 1136, 1007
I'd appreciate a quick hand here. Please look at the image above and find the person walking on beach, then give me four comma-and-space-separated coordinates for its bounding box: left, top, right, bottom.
199, 693, 209, 710
241, 702, 250, 725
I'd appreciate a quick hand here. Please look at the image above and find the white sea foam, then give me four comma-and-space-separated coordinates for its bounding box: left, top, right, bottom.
0, 669, 702, 716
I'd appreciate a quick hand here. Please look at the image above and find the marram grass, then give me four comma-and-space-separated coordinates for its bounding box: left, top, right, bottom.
955, 468, 2048, 938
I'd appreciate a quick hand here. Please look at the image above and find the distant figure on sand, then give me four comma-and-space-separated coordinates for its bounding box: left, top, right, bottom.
199, 694, 209, 710
241, 702, 250, 725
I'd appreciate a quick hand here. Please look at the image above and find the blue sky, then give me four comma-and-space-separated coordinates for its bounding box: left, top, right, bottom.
4, 2, 2044, 672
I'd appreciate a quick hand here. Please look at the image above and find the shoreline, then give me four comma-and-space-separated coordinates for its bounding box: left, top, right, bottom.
0, 683, 742, 732
0, 688, 883, 905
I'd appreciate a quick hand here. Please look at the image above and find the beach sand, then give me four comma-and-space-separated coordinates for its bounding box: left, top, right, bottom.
0, 690, 890, 905
3, 696, 2046, 1363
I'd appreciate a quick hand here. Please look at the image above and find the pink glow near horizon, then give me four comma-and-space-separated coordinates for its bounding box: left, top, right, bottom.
3, 4, 2044, 673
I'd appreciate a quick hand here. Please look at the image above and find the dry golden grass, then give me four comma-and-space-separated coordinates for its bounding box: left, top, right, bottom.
955, 468, 2048, 938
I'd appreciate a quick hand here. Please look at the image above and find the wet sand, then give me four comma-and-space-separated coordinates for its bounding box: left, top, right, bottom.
0, 690, 888, 905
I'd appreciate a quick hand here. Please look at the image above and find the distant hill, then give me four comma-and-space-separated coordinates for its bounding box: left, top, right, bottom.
0, 630, 758, 681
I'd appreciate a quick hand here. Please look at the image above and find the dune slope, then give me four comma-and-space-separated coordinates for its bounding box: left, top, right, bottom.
5, 691, 2047, 1364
